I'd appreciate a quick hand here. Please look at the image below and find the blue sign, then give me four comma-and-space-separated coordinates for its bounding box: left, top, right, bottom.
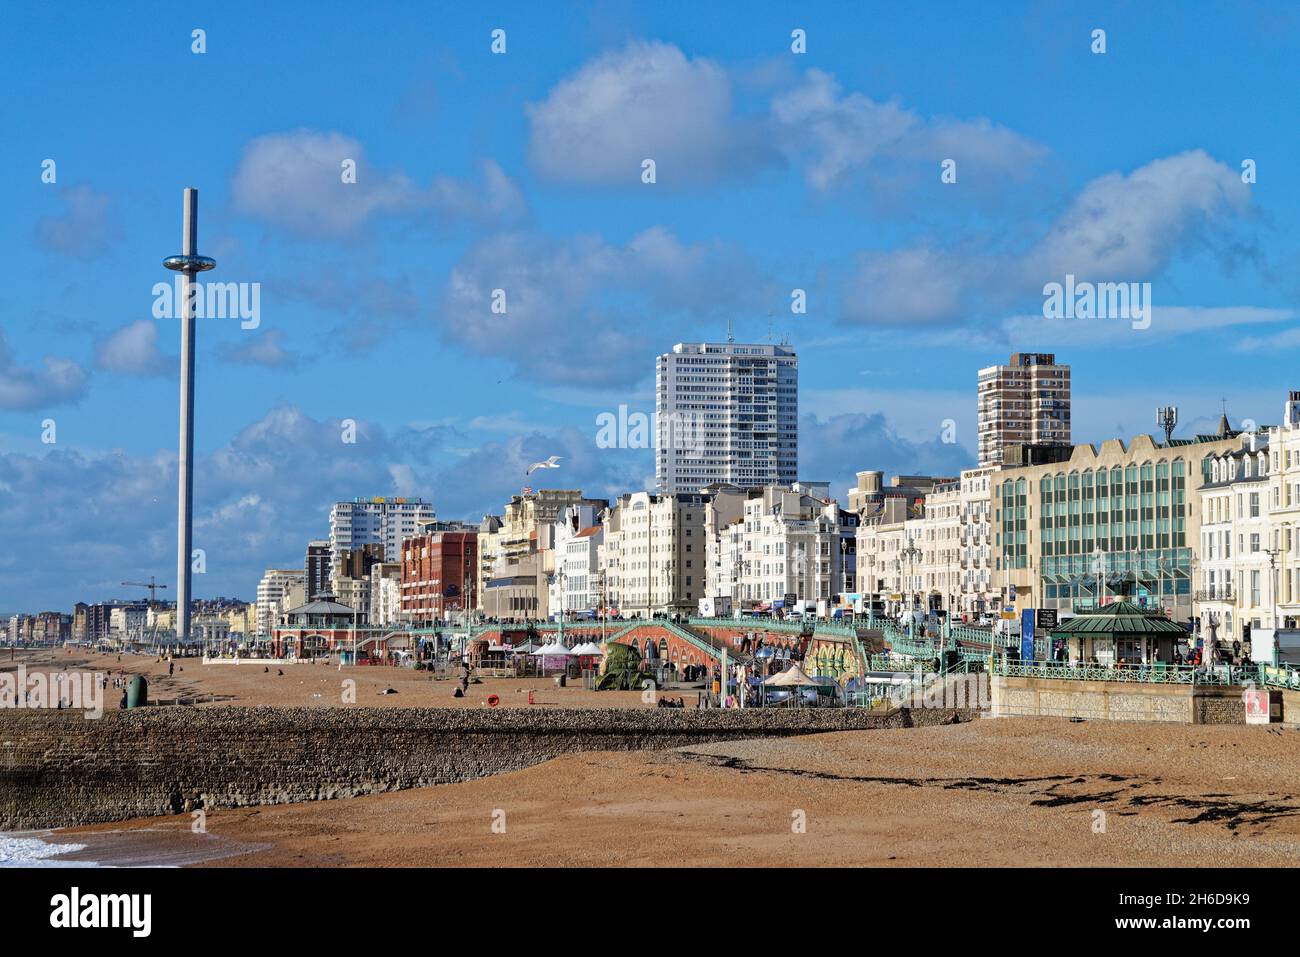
1020, 609, 1036, 661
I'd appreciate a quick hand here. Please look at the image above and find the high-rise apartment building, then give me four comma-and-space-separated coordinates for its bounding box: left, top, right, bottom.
655, 341, 798, 493
328, 497, 436, 580
305, 540, 331, 600
256, 568, 306, 637
977, 353, 1071, 468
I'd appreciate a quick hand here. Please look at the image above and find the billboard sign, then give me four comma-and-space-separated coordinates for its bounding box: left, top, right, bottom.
1020, 609, 1036, 661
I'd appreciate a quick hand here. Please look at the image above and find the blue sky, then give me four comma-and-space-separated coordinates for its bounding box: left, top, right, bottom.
2, 0, 1297, 611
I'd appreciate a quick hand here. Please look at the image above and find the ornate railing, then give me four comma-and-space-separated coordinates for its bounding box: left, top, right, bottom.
993, 659, 1254, 686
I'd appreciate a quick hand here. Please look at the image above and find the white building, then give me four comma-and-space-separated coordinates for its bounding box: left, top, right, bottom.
917, 479, 962, 615
600, 490, 726, 616
1198, 432, 1273, 658
369, 562, 403, 628
329, 497, 436, 575
958, 467, 996, 615
256, 568, 305, 637
655, 341, 798, 493
109, 605, 147, 642
1268, 392, 1300, 651
549, 504, 605, 616
718, 483, 853, 611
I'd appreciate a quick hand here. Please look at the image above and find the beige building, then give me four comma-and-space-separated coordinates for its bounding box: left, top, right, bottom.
994, 428, 1245, 623
478, 490, 608, 620
917, 479, 962, 615
600, 490, 722, 616
977, 353, 1071, 468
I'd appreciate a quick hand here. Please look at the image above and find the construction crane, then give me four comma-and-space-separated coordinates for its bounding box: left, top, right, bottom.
122, 576, 168, 607
121, 577, 169, 651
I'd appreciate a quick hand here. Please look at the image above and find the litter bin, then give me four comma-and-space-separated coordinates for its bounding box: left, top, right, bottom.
126, 674, 148, 709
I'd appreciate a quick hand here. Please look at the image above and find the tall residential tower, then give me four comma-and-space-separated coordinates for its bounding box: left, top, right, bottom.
976, 353, 1071, 468
655, 341, 798, 493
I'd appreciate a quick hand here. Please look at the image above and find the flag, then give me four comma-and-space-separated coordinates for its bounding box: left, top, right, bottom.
522, 486, 533, 495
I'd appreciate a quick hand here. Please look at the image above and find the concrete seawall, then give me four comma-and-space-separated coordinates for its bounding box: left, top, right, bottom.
991, 675, 1257, 724
0, 706, 971, 829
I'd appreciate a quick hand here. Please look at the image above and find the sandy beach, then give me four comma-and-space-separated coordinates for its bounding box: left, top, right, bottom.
41, 717, 1300, 868
3, 649, 656, 710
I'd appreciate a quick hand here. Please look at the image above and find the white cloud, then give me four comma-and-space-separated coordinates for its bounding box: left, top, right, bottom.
94, 320, 174, 376
526, 41, 776, 186
1024, 149, 1252, 283
441, 227, 773, 384
232, 130, 524, 235
771, 69, 1045, 192
840, 151, 1259, 329
219, 329, 300, 368
0, 330, 88, 410
35, 185, 116, 259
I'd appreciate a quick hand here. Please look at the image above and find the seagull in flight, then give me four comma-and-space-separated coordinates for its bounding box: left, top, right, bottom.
525, 455, 562, 476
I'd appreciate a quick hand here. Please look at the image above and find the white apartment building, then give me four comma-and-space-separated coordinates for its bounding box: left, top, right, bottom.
917, 480, 962, 615
714, 483, 853, 610
655, 341, 798, 493
369, 563, 403, 628
1268, 392, 1300, 650
549, 504, 605, 616
1198, 434, 1273, 657
109, 605, 147, 642
958, 467, 996, 614
977, 352, 1071, 468
328, 497, 436, 576
601, 490, 724, 616
256, 568, 305, 637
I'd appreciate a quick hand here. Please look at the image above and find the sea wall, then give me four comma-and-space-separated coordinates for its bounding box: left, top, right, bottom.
0, 706, 971, 829
991, 675, 1252, 724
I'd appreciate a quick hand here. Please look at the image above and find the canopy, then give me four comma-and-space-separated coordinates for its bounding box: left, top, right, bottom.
513, 642, 541, 654
1051, 600, 1186, 636
531, 641, 574, 657
764, 663, 820, 687
570, 642, 605, 656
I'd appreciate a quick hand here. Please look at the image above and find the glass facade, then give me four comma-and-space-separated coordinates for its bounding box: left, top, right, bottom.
1000, 457, 1191, 611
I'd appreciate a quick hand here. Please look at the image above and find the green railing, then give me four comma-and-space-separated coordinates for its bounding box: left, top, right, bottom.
1257, 663, 1300, 691
993, 659, 1255, 686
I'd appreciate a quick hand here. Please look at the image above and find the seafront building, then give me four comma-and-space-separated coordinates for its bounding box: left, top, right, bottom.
707, 482, 855, 611
655, 341, 798, 493
549, 504, 605, 616
957, 467, 996, 615
977, 352, 1071, 468
328, 497, 436, 586
255, 568, 306, 637
993, 424, 1246, 625
1267, 392, 1300, 644
601, 489, 727, 617
401, 529, 477, 625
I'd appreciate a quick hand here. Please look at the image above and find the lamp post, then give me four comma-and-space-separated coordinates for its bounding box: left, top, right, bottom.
1266, 547, 1281, 667
901, 539, 922, 640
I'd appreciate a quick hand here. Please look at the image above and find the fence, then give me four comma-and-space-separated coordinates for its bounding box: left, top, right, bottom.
993, 659, 1255, 686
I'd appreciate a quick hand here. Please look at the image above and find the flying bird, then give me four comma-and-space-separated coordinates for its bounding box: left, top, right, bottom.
525, 455, 562, 476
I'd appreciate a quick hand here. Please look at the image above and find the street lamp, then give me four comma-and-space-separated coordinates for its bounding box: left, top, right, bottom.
900, 539, 922, 639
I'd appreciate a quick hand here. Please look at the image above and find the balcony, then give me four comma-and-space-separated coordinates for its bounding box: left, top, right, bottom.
1195, 587, 1234, 602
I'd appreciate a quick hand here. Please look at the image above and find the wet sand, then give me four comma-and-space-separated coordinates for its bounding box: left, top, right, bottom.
51, 718, 1300, 867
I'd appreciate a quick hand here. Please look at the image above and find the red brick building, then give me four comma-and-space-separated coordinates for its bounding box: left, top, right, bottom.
401, 531, 478, 625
